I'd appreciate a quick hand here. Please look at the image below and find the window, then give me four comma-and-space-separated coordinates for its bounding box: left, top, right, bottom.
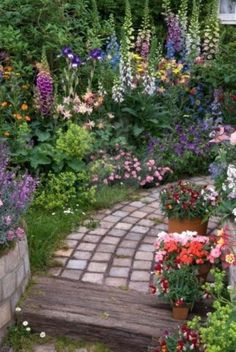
219, 0, 236, 24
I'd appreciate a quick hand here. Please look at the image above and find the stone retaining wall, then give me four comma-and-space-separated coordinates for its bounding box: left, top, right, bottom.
0, 239, 30, 343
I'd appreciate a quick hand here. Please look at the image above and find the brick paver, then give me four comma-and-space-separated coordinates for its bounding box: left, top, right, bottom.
52, 176, 217, 293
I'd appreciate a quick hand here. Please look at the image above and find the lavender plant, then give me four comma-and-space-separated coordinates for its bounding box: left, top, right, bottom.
0, 142, 36, 246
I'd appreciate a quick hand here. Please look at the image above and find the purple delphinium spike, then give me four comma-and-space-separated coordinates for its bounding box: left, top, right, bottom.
35, 63, 54, 116
166, 13, 182, 55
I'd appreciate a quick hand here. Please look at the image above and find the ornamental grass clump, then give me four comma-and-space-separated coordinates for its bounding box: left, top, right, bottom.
0, 142, 36, 247
160, 180, 218, 220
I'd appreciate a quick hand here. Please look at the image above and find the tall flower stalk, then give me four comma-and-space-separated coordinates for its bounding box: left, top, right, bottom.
135, 0, 151, 59
165, 13, 182, 59
106, 14, 120, 69
202, 0, 220, 61
35, 49, 54, 116
186, 0, 201, 61
178, 0, 189, 60
119, 0, 134, 89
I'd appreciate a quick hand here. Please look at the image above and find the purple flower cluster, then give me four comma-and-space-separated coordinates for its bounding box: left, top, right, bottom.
0, 142, 37, 245
35, 64, 54, 116
61, 47, 102, 68
61, 47, 82, 68
166, 14, 182, 55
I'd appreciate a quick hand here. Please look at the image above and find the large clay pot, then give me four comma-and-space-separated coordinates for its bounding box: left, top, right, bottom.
168, 217, 208, 236
172, 306, 189, 320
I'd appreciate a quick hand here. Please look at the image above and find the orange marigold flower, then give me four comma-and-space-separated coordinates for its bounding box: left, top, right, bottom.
21, 103, 28, 111
25, 115, 31, 122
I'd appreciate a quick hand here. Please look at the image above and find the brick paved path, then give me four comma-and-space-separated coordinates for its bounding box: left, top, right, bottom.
50, 176, 218, 293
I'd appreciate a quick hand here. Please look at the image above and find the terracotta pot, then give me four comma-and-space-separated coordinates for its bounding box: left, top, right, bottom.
197, 262, 211, 282
168, 217, 208, 236
172, 306, 189, 320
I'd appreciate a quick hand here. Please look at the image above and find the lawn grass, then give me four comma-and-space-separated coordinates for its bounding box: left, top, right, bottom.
3, 325, 111, 352
25, 184, 136, 273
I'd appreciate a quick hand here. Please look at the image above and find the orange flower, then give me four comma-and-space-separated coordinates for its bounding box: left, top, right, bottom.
164, 240, 178, 253
14, 113, 22, 120
21, 103, 28, 111
5, 66, 13, 72
3, 131, 10, 137
1, 101, 8, 107
25, 115, 31, 122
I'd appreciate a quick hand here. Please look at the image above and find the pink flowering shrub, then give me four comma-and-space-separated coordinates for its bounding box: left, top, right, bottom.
89, 146, 172, 188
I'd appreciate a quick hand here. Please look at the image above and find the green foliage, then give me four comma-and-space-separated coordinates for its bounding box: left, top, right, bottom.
56, 123, 94, 160
34, 171, 96, 211
164, 266, 201, 305
189, 269, 236, 352
109, 88, 171, 146
0, 0, 89, 67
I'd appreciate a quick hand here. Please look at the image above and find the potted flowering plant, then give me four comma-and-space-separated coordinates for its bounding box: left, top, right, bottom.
152, 265, 201, 320
153, 230, 236, 284
154, 324, 203, 352
160, 180, 218, 235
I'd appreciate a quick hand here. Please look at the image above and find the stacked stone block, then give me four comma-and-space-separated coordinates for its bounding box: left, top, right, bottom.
0, 239, 30, 343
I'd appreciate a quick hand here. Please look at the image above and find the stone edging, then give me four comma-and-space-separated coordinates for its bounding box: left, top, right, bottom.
0, 238, 30, 343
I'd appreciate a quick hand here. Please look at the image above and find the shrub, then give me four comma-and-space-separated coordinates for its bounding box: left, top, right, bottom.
56, 123, 94, 160
34, 171, 96, 211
